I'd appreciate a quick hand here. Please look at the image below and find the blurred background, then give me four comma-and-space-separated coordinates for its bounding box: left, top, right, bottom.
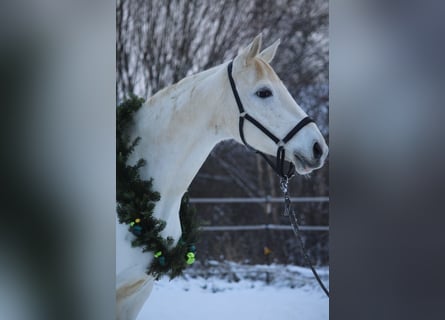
2, 0, 445, 319
116, 0, 329, 268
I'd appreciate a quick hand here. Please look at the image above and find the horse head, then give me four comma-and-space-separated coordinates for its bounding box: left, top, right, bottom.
227, 34, 328, 175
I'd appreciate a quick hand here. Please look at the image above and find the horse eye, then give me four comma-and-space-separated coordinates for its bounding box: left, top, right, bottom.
255, 89, 273, 98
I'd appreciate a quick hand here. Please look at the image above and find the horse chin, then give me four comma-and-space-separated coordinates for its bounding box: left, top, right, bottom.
294, 163, 314, 176
291, 154, 316, 176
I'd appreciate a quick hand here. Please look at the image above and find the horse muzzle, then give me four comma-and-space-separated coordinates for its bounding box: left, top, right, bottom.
292, 142, 328, 174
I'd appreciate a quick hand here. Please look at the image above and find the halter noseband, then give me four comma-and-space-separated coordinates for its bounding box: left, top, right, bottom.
227, 60, 314, 179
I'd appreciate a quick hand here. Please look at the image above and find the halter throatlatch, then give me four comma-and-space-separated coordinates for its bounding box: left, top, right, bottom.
227, 61, 314, 179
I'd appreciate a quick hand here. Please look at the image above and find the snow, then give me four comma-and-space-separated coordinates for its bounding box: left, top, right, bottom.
138, 262, 329, 320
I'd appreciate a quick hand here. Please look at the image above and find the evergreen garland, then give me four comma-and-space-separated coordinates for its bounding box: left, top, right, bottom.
116, 95, 199, 280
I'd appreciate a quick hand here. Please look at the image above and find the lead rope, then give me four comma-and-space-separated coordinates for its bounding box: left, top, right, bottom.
280, 176, 330, 298
227, 61, 328, 296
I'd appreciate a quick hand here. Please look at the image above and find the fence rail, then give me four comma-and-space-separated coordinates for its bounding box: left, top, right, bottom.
190, 196, 329, 204
191, 196, 329, 232
200, 224, 329, 231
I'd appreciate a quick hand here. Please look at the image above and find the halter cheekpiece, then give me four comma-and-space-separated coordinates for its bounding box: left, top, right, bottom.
227, 61, 314, 179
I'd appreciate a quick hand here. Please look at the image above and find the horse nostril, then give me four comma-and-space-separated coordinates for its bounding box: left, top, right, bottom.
313, 142, 323, 160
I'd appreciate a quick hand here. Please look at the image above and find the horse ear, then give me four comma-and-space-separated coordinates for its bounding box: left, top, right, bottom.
236, 33, 262, 66
259, 39, 280, 63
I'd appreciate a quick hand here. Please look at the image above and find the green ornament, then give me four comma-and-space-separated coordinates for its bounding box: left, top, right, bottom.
186, 252, 195, 265
154, 251, 162, 258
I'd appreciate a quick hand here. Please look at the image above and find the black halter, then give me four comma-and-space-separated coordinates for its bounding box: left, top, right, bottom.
227, 61, 314, 179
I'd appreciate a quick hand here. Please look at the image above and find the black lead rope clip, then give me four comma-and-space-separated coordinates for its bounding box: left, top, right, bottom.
280, 176, 292, 217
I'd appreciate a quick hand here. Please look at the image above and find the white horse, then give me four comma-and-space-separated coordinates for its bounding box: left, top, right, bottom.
116, 34, 328, 320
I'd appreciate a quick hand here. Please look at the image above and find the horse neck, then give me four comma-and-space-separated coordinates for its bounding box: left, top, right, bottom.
130, 63, 234, 225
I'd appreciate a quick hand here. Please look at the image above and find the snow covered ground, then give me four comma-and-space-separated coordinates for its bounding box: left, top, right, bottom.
138, 261, 329, 320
